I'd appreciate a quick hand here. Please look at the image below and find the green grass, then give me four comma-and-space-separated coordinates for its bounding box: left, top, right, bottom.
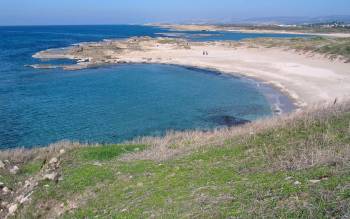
4, 107, 350, 218
19, 160, 44, 176
76, 144, 145, 161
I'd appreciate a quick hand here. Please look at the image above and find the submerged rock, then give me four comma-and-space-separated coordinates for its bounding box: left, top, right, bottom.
208, 115, 250, 127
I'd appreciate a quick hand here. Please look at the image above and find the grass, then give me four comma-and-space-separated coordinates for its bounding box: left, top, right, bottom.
1, 102, 350, 218
242, 36, 350, 62
19, 160, 44, 176
76, 144, 145, 161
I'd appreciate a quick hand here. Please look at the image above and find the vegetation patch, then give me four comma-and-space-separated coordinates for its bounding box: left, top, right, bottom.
76, 144, 146, 161
243, 37, 350, 62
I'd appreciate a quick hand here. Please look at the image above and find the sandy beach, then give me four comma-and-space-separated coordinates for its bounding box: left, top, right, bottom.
33, 37, 350, 109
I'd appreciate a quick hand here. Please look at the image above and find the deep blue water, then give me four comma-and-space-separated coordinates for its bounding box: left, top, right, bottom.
0, 25, 296, 149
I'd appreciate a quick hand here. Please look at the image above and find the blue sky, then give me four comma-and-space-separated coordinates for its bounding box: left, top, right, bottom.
1, 0, 350, 25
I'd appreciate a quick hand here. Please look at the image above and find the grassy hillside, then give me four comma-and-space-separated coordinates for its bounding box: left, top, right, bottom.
1, 102, 350, 218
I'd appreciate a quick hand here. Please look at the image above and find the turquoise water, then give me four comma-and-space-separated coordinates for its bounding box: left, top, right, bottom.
0, 25, 296, 149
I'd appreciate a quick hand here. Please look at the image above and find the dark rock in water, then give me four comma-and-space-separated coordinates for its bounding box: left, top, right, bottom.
209, 115, 250, 127
183, 66, 222, 76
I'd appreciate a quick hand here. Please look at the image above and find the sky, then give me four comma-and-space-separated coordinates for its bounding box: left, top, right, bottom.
0, 0, 350, 25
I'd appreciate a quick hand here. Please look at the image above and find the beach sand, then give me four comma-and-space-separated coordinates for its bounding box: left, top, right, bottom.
33, 38, 350, 109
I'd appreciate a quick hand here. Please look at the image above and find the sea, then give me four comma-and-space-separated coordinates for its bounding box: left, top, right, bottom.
0, 25, 298, 149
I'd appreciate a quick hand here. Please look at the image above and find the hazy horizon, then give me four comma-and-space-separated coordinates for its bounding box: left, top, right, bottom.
1, 0, 350, 26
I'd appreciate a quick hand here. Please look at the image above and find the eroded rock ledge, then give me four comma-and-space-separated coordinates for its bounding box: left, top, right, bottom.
33, 37, 200, 70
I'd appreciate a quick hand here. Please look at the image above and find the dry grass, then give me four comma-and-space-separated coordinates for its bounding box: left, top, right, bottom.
265, 102, 350, 171
271, 143, 350, 171
0, 141, 88, 164
241, 37, 350, 62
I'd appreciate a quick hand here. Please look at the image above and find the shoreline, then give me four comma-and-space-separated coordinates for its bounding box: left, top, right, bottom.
160, 63, 303, 111
147, 63, 299, 113
132, 63, 298, 114
31, 60, 301, 112
32, 37, 350, 111
34, 60, 298, 114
